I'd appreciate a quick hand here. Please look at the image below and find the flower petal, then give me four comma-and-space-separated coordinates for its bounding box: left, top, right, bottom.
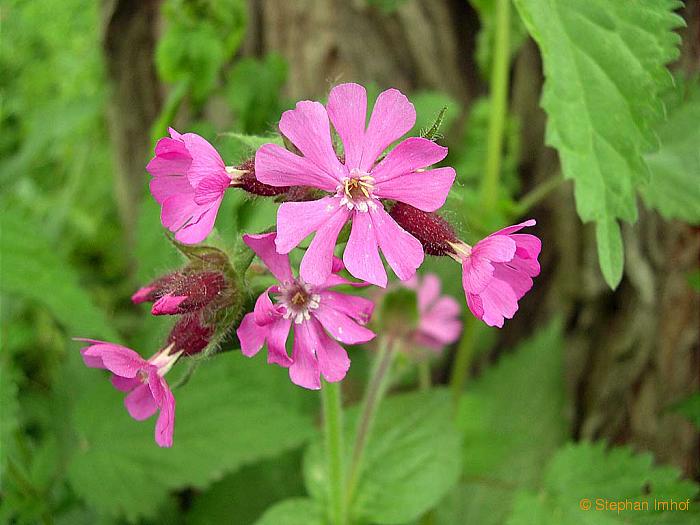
472, 235, 517, 263
315, 323, 351, 383
81, 343, 147, 378
370, 137, 448, 183
243, 233, 293, 282
327, 83, 367, 169
478, 278, 519, 328
343, 210, 387, 288
266, 318, 293, 367
360, 88, 416, 172
151, 295, 187, 316
149, 175, 193, 205
493, 263, 534, 300
374, 166, 455, 212
511, 233, 542, 262
417, 274, 441, 312
160, 193, 202, 232
150, 375, 175, 448
180, 133, 226, 188
254, 288, 283, 326
193, 172, 231, 205
124, 383, 158, 421
369, 206, 424, 282
146, 137, 191, 178
278, 100, 345, 182
237, 312, 268, 357
492, 219, 536, 236
275, 197, 345, 254
319, 291, 374, 325
461, 256, 495, 295
289, 322, 321, 390
313, 301, 375, 345
255, 143, 340, 191
173, 201, 220, 245
300, 205, 351, 286
111, 375, 140, 392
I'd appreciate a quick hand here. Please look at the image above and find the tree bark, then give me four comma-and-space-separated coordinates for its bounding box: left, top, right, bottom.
102, 0, 162, 249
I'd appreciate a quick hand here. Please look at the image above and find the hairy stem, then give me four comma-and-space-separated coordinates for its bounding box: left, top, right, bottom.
322, 381, 346, 525
480, 0, 511, 210
345, 339, 395, 508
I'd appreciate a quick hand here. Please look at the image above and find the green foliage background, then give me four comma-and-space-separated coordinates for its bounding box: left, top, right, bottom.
1, 0, 698, 524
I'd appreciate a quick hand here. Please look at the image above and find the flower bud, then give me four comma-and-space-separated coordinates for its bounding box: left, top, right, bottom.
131, 272, 183, 304
388, 202, 459, 256
166, 314, 214, 356
229, 157, 290, 197
133, 270, 228, 316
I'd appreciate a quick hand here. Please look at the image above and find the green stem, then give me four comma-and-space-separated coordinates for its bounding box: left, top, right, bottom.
418, 360, 432, 391
480, 0, 511, 211
449, 316, 477, 411
345, 339, 395, 509
322, 381, 346, 525
516, 174, 564, 213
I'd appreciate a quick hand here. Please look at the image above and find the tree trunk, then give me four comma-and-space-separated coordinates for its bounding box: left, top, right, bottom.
102, 0, 162, 250
247, 0, 699, 475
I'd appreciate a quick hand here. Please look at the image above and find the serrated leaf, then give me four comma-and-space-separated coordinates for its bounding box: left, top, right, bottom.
514, 0, 684, 288
595, 217, 624, 289
67, 352, 315, 521
0, 210, 118, 340
641, 79, 700, 224
304, 389, 462, 524
506, 442, 700, 524
254, 498, 323, 525
439, 320, 565, 525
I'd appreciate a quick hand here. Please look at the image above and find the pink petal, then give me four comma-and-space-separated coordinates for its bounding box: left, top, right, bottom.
160, 193, 202, 232
492, 219, 536, 237
150, 375, 175, 448
417, 274, 441, 312
419, 297, 462, 345
370, 137, 448, 183
149, 175, 194, 205
243, 233, 293, 282
472, 235, 517, 263
124, 383, 158, 421
478, 278, 519, 328
461, 257, 495, 295
374, 166, 455, 212
173, 201, 220, 245
327, 83, 367, 169
266, 318, 293, 367
278, 100, 345, 183
151, 295, 187, 316
331, 256, 345, 274
369, 206, 424, 282
511, 233, 542, 261
237, 312, 268, 357
466, 293, 484, 320
492, 263, 533, 301
131, 285, 156, 304
319, 291, 374, 325
360, 89, 416, 172
81, 343, 147, 378
343, 210, 387, 288
146, 137, 191, 178
315, 323, 351, 383
254, 288, 283, 326
179, 133, 226, 189
313, 302, 376, 345
300, 205, 351, 286
289, 322, 321, 390
509, 253, 541, 278
111, 374, 140, 392
255, 143, 340, 192
193, 172, 231, 206
275, 197, 345, 254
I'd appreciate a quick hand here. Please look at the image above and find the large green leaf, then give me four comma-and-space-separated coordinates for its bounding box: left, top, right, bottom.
513, 0, 684, 288
304, 389, 462, 524
507, 442, 700, 524
0, 211, 118, 341
438, 319, 566, 525
67, 352, 315, 521
640, 79, 700, 224
254, 498, 323, 525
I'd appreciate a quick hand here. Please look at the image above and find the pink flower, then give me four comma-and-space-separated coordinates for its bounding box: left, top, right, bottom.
405, 274, 462, 351
454, 220, 541, 328
78, 340, 180, 447
236, 233, 376, 390
147, 128, 232, 244
255, 83, 456, 288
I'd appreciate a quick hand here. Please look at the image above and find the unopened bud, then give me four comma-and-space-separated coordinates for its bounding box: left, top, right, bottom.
389, 202, 459, 256
131, 272, 183, 304
166, 314, 214, 356
133, 270, 228, 315
229, 157, 290, 197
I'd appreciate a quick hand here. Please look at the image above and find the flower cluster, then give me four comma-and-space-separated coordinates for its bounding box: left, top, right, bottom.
78, 83, 541, 446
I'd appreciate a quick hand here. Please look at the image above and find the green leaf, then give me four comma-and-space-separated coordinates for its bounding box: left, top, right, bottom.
254, 498, 323, 525
188, 450, 306, 525
67, 352, 315, 521
304, 389, 462, 524
595, 217, 624, 289
506, 442, 700, 524
513, 0, 684, 289
440, 319, 566, 525
640, 79, 700, 224
0, 210, 118, 340
670, 393, 700, 429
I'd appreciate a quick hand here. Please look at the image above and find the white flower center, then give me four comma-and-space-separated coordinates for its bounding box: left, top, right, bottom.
337, 168, 377, 212
277, 280, 321, 324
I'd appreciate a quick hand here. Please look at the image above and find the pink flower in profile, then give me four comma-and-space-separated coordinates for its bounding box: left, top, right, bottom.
77, 340, 180, 447
147, 128, 232, 244
236, 233, 375, 390
405, 274, 462, 351
255, 83, 456, 288
453, 220, 541, 328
